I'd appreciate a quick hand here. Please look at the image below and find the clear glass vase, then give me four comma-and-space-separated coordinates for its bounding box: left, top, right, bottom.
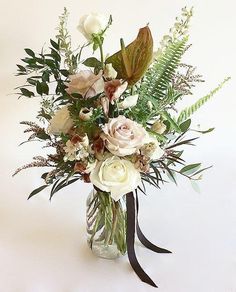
86, 188, 127, 259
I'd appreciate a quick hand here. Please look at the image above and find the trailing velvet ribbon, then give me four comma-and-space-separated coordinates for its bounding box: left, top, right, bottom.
135, 191, 172, 254
126, 192, 158, 287
126, 191, 172, 288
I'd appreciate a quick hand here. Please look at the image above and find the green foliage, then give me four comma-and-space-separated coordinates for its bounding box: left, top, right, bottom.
28, 185, 49, 200
83, 57, 102, 70
140, 36, 188, 103
191, 127, 215, 134
131, 37, 188, 127
69, 97, 104, 138
177, 77, 230, 123
56, 7, 78, 73
20, 88, 35, 97
180, 163, 201, 175
179, 119, 191, 132
161, 111, 181, 133
49, 176, 80, 200
16, 38, 71, 106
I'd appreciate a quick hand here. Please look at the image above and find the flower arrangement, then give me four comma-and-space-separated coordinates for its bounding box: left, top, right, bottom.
14, 7, 229, 288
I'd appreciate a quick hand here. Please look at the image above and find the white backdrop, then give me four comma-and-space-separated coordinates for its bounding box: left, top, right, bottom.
0, 0, 236, 291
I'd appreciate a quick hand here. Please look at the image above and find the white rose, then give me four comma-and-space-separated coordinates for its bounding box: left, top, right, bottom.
78, 13, 107, 40
118, 94, 139, 109
101, 116, 147, 156
48, 106, 73, 135
90, 156, 141, 201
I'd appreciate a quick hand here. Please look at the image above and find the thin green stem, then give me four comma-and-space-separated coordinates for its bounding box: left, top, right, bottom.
109, 201, 118, 244
99, 42, 104, 67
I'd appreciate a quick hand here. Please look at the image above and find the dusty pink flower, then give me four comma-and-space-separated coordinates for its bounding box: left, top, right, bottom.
104, 80, 127, 103
65, 70, 104, 98
101, 116, 147, 156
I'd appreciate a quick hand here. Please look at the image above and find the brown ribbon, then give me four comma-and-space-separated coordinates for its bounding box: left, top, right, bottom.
126, 192, 158, 288
135, 191, 172, 254
126, 191, 172, 288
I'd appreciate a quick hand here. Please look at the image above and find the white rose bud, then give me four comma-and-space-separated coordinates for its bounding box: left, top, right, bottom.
103, 63, 117, 79
48, 106, 73, 135
151, 120, 167, 134
79, 107, 93, 121
77, 13, 107, 40
90, 156, 141, 201
118, 94, 139, 109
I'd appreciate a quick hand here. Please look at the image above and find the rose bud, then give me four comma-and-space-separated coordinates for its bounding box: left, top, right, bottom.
151, 120, 167, 134
79, 107, 93, 121
118, 94, 139, 109
77, 13, 108, 41
104, 63, 117, 80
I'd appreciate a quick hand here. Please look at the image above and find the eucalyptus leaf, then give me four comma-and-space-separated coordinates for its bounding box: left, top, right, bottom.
180, 163, 201, 175
17, 64, 26, 72
41, 82, 49, 95
191, 127, 215, 134
42, 71, 50, 82
83, 57, 102, 68
60, 69, 69, 77
28, 185, 48, 199
190, 180, 201, 193
25, 48, 35, 57
50, 39, 59, 50
180, 119, 191, 132
20, 88, 34, 97
36, 81, 43, 95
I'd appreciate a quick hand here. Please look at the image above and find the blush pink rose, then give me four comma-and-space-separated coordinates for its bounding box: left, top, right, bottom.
101, 116, 147, 156
65, 70, 104, 98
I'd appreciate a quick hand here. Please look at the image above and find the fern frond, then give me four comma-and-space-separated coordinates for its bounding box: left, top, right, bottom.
140, 36, 188, 103
177, 77, 230, 123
